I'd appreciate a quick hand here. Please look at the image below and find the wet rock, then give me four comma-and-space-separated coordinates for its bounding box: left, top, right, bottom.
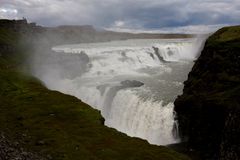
120, 80, 144, 88
152, 46, 167, 63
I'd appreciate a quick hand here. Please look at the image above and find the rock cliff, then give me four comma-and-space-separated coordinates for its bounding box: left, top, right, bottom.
174, 26, 240, 159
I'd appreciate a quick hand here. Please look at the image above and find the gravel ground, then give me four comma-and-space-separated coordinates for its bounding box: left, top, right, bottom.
0, 132, 47, 160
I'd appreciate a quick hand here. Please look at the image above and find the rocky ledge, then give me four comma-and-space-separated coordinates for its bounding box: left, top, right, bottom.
174, 26, 240, 159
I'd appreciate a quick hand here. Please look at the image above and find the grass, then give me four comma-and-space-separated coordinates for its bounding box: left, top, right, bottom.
0, 28, 20, 45
207, 25, 240, 47
0, 24, 189, 160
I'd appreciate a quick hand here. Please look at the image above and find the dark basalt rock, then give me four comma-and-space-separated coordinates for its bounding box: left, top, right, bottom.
152, 46, 167, 63
174, 26, 240, 160
120, 80, 144, 88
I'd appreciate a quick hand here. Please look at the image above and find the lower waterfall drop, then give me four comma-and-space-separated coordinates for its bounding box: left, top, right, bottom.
105, 89, 178, 145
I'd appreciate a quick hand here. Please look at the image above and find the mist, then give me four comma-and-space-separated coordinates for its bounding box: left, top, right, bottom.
28, 27, 207, 145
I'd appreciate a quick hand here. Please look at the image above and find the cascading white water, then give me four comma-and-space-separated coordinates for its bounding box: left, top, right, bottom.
33, 38, 204, 146
105, 89, 176, 145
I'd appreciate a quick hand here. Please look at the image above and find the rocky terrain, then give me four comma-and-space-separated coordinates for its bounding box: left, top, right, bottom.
0, 132, 47, 160
174, 26, 240, 159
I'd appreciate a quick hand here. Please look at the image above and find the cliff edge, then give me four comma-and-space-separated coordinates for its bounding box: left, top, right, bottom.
174, 26, 240, 159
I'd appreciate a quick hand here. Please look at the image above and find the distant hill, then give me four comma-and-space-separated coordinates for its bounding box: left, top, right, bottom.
0, 19, 194, 46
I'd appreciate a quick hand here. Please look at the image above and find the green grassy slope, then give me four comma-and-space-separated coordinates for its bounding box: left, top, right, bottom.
207, 25, 240, 43
0, 24, 189, 160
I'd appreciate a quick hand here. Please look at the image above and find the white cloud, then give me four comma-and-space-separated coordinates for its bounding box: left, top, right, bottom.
0, 8, 18, 19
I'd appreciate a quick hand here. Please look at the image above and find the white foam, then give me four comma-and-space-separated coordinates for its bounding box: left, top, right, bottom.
105, 89, 179, 145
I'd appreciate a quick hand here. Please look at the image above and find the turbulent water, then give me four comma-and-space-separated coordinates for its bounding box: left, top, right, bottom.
33, 38, 204, 145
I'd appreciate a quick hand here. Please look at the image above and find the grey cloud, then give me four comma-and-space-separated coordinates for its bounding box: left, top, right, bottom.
0, 0, 240, 32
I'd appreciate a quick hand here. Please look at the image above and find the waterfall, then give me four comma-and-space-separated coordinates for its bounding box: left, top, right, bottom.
33, 38, 204, 145
105, 89, 178, 145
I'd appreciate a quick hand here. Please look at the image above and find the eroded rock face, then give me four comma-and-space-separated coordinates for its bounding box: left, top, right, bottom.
174, 26, 240, 159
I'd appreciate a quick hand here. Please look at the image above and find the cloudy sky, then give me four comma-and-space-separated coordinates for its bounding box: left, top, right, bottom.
1, 0, 240, 33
